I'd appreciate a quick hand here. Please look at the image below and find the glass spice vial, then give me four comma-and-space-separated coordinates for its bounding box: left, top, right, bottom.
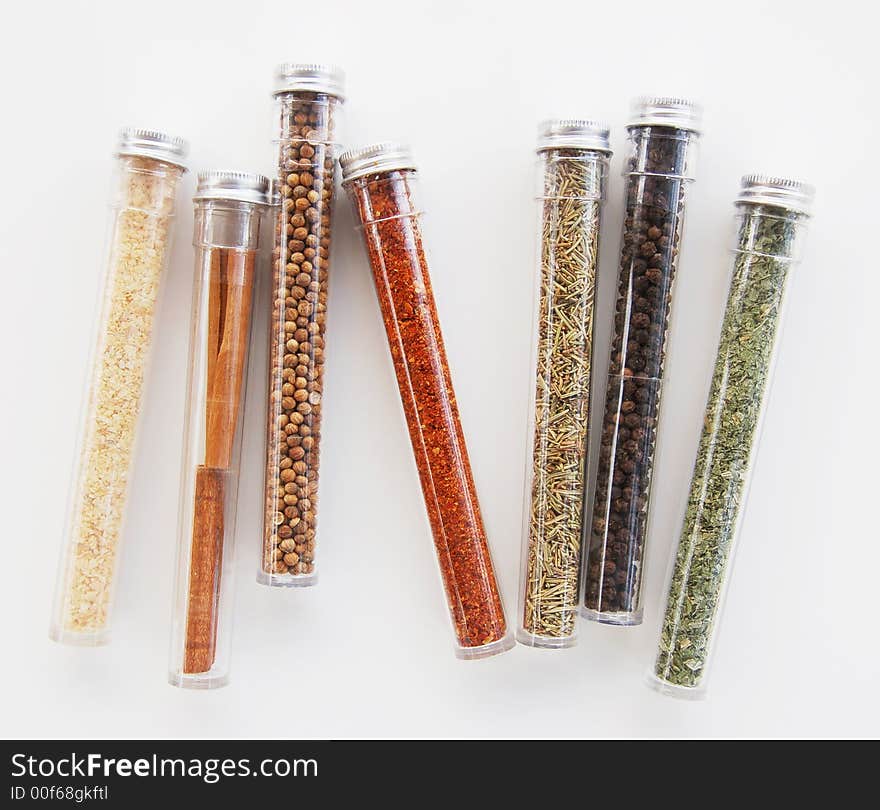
340, 143, 513, 659
582, 97, 701, 626
517, 120, 612, 648
259, 64, 344, 587
50, 129, 188, 646
650, 176, 814, 699
169, 171, 273, 690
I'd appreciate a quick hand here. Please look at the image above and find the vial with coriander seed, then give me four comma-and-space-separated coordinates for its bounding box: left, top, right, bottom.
259, 64, 345, 588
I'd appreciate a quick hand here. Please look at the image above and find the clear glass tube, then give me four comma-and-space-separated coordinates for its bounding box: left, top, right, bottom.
341, 147, 513, 659
582, 104, 700, 626
649, 177, 813, 699
50, 132, 186, 646
260, 73, 343, 587
518, 127, 610, 648
170, 175, 269, 689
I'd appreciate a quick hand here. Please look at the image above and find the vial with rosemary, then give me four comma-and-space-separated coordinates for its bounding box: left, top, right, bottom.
582, 97, 701, 626
340, 142, 513, 659
260, 64, 344, 588
517, 120, 611, 648
169, 171, 273, 690
50, 129, 188, 646
651, 175, 814, 699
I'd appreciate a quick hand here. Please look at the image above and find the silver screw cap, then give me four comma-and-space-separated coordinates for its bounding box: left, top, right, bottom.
737, 174, 814, 215
627, 97, 702, 133
195, 170, 272, 205
273, 63, 345, 100
339, 142, 416, 183
117, 128, 189, 169
537, 119, 612, 153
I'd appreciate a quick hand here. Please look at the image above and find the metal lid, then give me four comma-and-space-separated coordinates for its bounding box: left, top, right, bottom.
117, 128, 189, 169
537, 119, 612, 153
627, 97, 702, 133
194, 170, 272, 205
737, 174, 814, 215
339, 142, 417, 183
272, 63, 345, 100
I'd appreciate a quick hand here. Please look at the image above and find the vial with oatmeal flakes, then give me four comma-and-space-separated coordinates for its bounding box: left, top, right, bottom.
50, 128, 187, 646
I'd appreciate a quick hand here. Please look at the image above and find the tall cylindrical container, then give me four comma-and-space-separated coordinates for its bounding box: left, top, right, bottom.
50, 129, 188, 646
581, 98, 701, 626
340, 143, 513, 659
260, 64, 344, 587
169, 171, 272, 690
650, 175, 813, 699
518, 120, 611, 648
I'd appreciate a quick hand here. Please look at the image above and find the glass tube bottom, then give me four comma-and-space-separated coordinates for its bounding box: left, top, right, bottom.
579, 606, 643, 626
516, 628, 577, 649
455, 634, 515, 661
256, 569, 318, 589
49, 625, 111, 647
168, 670, 230, 691
645, 671, 707, 701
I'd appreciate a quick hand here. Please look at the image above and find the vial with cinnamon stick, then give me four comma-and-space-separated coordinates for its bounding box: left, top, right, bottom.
169, 171, 272, 689
340, 143, 513, 659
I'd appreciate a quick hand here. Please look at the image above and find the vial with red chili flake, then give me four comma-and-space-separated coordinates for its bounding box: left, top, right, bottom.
259, 64, 344, 588
340, 142, 513, 659
582, 97, 701, 626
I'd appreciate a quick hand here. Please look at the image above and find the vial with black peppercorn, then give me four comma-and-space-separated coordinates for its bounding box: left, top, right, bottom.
581, 97, 701, 626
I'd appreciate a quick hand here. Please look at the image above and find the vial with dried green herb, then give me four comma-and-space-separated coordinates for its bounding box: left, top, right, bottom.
517, 120, 611, 648
650, 175, 813, 699
582, 97, 701, 626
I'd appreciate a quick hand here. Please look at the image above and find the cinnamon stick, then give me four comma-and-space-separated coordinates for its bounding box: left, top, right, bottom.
205, 250, 255, 469
184, 465, 226, 674
183, 248, 255, 674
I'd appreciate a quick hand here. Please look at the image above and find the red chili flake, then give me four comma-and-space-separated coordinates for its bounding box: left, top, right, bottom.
346, 169, 508, 652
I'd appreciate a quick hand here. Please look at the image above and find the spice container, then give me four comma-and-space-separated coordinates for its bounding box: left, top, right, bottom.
260, 64, 344, 587
582, 97, 701, 626
169, 171, 272, 689
650, 175, 813, 698
518, 120, 611, 648
340, 143, 513, 659
50, 129, 187, 646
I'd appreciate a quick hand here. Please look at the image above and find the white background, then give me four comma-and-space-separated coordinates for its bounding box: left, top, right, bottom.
3, 0, 878, 739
